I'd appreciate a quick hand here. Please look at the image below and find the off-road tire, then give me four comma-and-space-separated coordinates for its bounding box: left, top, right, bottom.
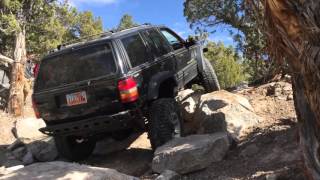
200, 58, 220, 92
148, 98, 184, 150
54, 136, 96, 161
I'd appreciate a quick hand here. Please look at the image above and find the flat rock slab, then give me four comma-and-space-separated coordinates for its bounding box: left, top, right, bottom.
0, 161, 139, 180
152, 133, 230, 174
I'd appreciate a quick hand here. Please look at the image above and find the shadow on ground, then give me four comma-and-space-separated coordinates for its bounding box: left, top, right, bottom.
82, 133, 153, 177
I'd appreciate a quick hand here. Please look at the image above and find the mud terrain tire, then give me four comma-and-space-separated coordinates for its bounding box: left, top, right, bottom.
54, 136, 96, 161
200, 58, 220, 92
148, 98, 184, 150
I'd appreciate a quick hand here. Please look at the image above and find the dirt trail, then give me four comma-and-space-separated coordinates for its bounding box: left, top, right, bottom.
0, 81, 306, 179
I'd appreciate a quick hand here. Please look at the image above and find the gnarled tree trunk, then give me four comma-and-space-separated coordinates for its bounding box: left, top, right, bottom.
264, 0, 320, 179
8, 30, 27, 116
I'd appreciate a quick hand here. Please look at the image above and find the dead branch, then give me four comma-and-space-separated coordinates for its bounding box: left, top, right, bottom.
0, 54, 14, 67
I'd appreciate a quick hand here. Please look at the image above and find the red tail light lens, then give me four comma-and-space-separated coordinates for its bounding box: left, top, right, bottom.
33, 64, 40, 78
118, 77, 139, 103
32, 96, 40, 119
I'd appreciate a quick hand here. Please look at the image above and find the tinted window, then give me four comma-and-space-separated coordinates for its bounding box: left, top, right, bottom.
143, 29, 171, 57
121, 34, 150, 67
161, 29, 184, 50
35, 43, 116, 90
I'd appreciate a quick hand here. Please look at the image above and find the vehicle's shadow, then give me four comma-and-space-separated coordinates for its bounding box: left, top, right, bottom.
82, 133, 153, 177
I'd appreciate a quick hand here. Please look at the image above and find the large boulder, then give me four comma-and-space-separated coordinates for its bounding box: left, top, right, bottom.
0, 161, 139, 180
14, 118, 46, 142
176, 89, 202, 123
11, 146, 34, 165
193, 90, 262, 140
5, 137, 58, 166
26, 138, 58, 162
152, 133, 230, 174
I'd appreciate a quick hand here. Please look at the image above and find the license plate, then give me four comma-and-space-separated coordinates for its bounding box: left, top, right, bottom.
66, 91, 87, 106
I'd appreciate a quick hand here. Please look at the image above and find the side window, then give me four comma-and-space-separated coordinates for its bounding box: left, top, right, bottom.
121, 34, 150, 67
160, 29, 185, 50
142, 29, 171, 57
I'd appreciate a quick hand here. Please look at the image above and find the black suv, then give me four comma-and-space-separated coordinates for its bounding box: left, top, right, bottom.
32, 24, 220, 160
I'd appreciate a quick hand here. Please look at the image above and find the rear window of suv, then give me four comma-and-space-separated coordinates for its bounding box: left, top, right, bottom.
35, 43, 117, 91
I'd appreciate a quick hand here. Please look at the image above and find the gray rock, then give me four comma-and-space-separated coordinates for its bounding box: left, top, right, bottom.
10, 145, 34, 165
155, 170, 181, 180
21, 151, 34, 165
11, 147, 27, 161
196, 90, 262, 140
6, 139, 24, 151
15, 118, 47, 143
176, 89, 195, 102
0, 161, 139, 180
240, 144, 259, 158
26, 138, 58, 162
177, 89, 202, 123
152, 133, 230, 174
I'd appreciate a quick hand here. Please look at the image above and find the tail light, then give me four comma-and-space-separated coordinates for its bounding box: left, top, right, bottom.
33, 64, 40, 78
32, 96, 40, 119
118, 77, 139, 103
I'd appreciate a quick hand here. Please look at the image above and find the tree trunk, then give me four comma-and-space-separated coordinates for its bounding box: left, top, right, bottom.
8, 30, 27, 116
292, 75, 320, 179
264, 0, 320, 179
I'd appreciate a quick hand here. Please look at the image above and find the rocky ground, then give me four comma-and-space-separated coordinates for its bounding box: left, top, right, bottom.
0, 80, 306, 180
185, 81, 304, 180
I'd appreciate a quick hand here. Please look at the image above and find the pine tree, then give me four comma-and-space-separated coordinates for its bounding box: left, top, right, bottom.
117, 14, 137, 31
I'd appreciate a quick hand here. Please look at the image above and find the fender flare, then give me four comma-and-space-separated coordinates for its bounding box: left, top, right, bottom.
147, 71, 177, 100
194, 44, 207, 72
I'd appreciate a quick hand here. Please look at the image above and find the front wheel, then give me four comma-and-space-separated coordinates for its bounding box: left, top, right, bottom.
199, 58, 220, 93
54, 135, 96, 161
148, 98, 184, 150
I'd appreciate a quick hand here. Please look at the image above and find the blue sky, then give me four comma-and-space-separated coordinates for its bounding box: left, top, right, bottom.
69, 0, 234, 46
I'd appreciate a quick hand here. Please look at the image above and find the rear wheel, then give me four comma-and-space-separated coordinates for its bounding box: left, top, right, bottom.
54, 135, 96, 161
199, 58, 220, 92
148, 98, 184, 150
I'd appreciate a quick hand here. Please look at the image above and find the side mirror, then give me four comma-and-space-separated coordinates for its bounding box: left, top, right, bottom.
184, 41, 193, 48
185, 37, 196, 48
203, 48, 209, 53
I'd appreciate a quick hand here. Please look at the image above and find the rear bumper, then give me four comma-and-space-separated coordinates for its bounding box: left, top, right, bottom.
40, 111, 134, 136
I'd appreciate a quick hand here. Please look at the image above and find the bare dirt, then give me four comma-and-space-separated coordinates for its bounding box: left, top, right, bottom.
0, 81, 306, 179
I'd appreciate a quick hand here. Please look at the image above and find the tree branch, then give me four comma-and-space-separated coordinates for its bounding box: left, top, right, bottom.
0, 54, 14, 66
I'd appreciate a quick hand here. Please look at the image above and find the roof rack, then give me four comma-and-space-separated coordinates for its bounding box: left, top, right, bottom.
57, 31, 114, 50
